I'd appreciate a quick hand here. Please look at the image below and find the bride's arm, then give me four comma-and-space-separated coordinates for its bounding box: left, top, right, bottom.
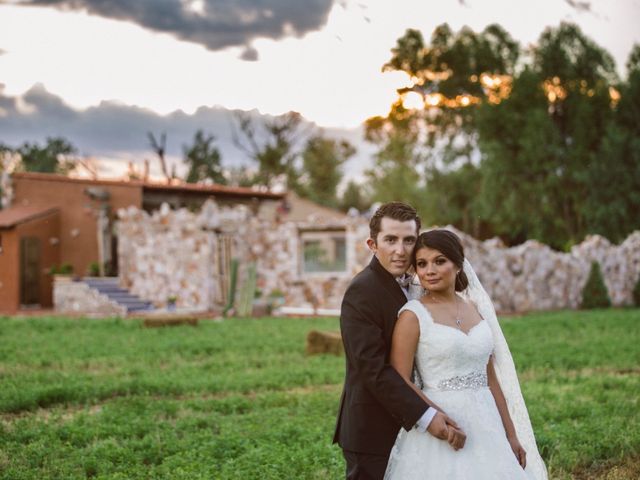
487, 356, 527, 468
391, 310, 465, 449
390, 311, 438, 408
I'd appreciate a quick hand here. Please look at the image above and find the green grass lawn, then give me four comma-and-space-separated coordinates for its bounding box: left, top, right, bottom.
0, 309, 638, 479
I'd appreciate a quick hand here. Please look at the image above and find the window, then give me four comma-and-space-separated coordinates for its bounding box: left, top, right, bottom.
300, 229, 347, 274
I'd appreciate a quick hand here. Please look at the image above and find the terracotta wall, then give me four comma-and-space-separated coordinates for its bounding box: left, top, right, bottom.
0, 228, 19, 313
12, 174, 142, 276
15, 211, 61, 308
0, 210, 60, 312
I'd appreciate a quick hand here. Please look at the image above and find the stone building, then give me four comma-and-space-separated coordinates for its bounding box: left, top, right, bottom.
0, 172, 283, 313
0, 206, 60, 312
116, 198, 368, 315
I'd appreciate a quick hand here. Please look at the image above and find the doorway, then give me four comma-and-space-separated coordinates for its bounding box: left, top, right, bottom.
20, 236, 41, 306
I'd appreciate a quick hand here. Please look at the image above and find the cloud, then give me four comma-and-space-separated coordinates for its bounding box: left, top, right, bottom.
564, 0, 592, 12
240, 45, 259, 61
0, 83, 241, 161
0, 83, 372, 181
12, 0, 336, 55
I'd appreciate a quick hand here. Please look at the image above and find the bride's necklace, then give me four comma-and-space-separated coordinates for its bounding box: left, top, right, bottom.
454, 296, 463, 329
428, 292, 464, 330
453, 295, 463, 330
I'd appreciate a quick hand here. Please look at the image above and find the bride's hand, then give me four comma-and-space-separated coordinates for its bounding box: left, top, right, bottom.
427, 412, 466, 450
508, 435, 526, 469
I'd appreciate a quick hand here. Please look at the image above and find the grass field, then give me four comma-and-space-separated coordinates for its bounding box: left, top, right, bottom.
0, 309, 639, 479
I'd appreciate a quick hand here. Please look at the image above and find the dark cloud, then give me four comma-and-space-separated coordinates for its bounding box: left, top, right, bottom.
240, 45, 259, 61
564, 0, 592, 12
0, 83, 371, 180
0, 83, 242, 161
14, 0, 336, 55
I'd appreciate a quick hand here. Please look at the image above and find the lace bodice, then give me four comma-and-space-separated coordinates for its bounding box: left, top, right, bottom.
399, 299, 494, 390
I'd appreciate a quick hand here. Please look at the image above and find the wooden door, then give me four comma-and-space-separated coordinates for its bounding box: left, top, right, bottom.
20, 237, 41, 305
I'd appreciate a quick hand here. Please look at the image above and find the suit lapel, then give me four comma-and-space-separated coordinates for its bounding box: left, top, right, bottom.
369, 255, 407, 306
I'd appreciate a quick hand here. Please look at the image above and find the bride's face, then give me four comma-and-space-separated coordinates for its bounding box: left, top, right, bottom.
415, 246, 458, 293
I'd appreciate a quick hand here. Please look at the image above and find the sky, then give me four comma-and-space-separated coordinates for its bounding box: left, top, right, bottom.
0, 0, 639, 181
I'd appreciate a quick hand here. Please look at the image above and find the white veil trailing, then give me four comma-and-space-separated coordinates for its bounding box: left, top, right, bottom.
460, 259, 548, 480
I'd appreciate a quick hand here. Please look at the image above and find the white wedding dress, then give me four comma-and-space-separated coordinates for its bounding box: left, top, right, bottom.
384, 299, 535, 479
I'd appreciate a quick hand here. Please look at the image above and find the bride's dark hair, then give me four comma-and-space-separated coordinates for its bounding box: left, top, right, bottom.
412, 229, 469, 291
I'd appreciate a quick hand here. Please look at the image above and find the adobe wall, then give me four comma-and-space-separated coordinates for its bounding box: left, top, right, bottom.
0, 228, 19, 313
14, 211, 61, 308
11, 174, 142, 276
0, 210, 60, 312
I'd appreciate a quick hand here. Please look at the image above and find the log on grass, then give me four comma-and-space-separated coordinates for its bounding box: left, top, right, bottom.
306, 330, 343, 356
143, 316, 199, 328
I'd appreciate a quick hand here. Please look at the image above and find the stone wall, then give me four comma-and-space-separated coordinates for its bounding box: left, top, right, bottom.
453, 227, 640, 312
116, 201, 640, 314
54, 276, 126, 317
116, 201, 370, 312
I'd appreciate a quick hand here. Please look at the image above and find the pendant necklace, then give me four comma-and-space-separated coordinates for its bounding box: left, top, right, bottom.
454, 295, 463, 330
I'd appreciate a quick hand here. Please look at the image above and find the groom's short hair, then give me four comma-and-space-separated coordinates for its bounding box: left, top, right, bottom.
369, 202, 421, 243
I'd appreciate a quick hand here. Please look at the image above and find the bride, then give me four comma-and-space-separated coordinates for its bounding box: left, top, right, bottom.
384, 229, 547, 479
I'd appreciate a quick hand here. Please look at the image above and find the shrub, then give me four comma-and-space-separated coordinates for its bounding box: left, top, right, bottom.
49, 263, 74, 275
88, 261, 100, 277
580, 262, 611, 309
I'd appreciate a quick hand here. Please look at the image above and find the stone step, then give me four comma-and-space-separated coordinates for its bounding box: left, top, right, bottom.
81, 278, 154, 313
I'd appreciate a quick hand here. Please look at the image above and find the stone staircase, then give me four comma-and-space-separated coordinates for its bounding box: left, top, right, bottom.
82, 277, 154, 313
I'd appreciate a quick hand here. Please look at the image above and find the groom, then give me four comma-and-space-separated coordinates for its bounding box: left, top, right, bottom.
333, 202, 464, 479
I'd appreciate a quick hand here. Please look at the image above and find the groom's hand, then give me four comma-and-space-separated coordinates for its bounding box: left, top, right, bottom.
426, 411, 450, 440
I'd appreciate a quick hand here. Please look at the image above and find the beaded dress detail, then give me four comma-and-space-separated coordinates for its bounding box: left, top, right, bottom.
384, 299, 535, 480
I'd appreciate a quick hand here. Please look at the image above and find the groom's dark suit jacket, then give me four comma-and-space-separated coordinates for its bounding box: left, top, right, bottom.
333, 255, 429, 456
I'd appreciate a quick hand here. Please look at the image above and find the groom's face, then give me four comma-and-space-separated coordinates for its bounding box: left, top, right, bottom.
367, 217, 418, 277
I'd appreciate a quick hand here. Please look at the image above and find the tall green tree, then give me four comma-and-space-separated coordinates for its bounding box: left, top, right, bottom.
582, 44, 640, 242
364, 101, 426, 210
423, 163, 485, 236
384, 24, 519, 167
477, 23, 619, 248
370, 24, 520, 231
298, 135, 355, 208
340, 180, 370, 213
14, 137, 77, 174
183, 130, 226, 184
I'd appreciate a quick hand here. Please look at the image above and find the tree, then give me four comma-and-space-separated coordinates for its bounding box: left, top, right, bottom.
340, 180, 369, 213
226, 166, 257, 187
582, 44, 640, 242
364, 101, 426, 210
232, 111, 309, 189
477, 23, 620, 248
423, 163, 484, 236
384, 24, 519, 168
148, 132, 176, 184
14, 137, 77, 174
298, 135, 355, 208
0, 143, 17, 209
370, 24, 520, 230
183, 130, 226, 184
580, 262, 611, 309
